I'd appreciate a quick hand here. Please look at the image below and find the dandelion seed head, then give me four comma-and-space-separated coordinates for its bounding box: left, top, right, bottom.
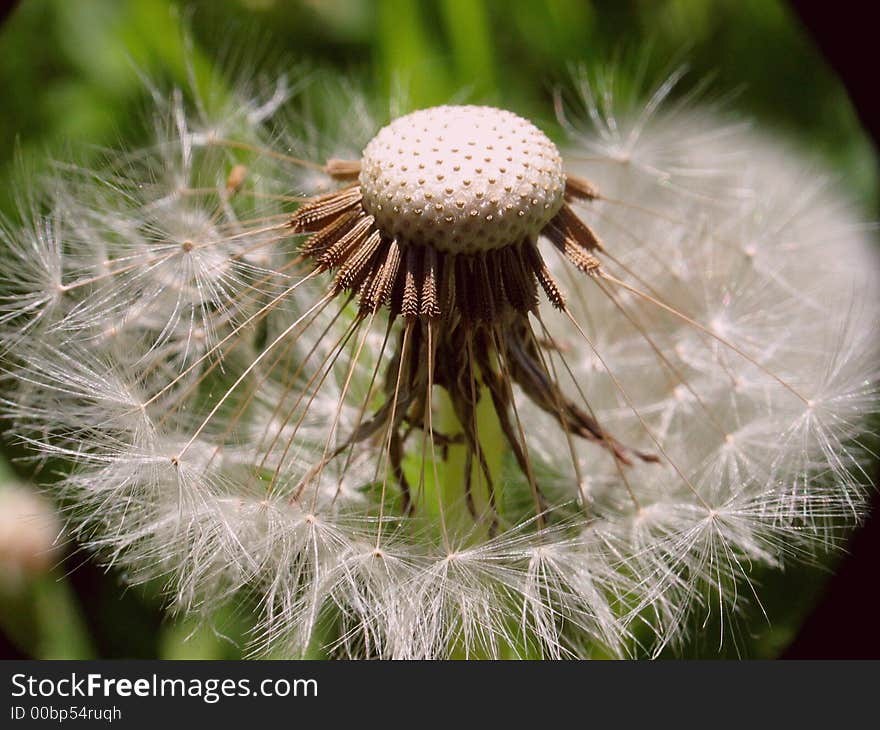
2, 59, 877, 659
0, 484, 61, 584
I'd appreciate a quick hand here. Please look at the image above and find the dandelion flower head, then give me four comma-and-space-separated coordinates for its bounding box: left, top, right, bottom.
1, 63, 877, 658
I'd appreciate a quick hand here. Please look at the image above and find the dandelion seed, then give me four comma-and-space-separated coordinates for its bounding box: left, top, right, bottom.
1, 68, 877, 658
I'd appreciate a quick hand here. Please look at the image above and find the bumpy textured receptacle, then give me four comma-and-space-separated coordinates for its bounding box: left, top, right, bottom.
359, 106, 566, 254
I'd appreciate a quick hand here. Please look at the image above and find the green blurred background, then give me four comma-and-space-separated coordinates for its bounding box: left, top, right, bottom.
0, 0, 875, 659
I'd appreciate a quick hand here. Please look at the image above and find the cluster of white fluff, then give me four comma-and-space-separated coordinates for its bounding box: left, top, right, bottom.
1, 64, 877, 658
0, 481, 61, 586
